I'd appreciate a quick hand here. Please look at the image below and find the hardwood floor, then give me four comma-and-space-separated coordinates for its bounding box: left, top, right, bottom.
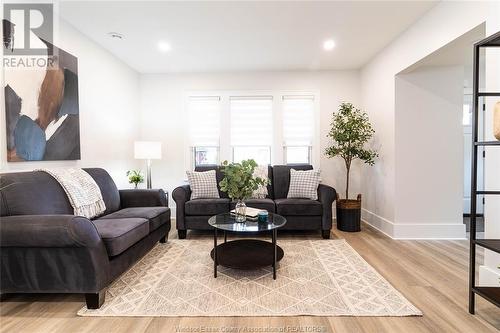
1, 222, 499, 333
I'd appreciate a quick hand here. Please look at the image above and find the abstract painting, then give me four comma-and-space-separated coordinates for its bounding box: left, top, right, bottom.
3, 19, 80, 162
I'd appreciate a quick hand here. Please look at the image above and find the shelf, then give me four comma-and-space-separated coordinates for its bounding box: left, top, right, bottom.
469, 31, 500, 315
474, 239, 500, 253
477, 92, 500, 97
472, 287, 500, 308
476, 191, 500, 195
475, 141, 500, 146
475, 31, 500, 47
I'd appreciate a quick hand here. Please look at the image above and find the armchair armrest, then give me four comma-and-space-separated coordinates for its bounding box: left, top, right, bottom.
317, 184, 337, 231
172, 185, 191, 232
0, 215, 102, 248
119, 189, 167, 208
172, 185, 191, 203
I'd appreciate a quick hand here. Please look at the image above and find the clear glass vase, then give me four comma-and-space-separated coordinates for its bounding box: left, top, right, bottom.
235, 199, 247, 222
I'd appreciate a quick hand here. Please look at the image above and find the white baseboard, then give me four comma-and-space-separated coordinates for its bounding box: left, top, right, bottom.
479, 265, 500, 287
362, 208, 467, 240
361, 208, 394, 238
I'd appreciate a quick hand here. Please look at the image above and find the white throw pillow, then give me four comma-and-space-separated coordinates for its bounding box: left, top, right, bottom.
287, 169, 321, 200
186, 170, 220, 199
251, 165, 269, 199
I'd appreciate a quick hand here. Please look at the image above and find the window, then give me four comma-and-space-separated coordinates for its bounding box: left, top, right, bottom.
194, 147, 218, 166
186, 91, 319, 168
230, 97, 273, 165
232, 146, 271, 165
188, 96, 221, 166
282, 96, 314, 164
285, 146, 311, 164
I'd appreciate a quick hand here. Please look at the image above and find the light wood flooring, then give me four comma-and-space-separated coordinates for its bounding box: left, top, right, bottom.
1, 222, 499, 333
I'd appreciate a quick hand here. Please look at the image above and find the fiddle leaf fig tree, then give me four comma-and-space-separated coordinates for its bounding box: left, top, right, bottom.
219, 159, 268, 200
325, 102, 378, 200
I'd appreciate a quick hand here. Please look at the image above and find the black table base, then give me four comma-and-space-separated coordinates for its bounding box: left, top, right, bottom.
211, 239, 284, 279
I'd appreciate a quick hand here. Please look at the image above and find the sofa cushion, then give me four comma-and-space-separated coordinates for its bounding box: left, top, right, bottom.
83, 168, 121, 215
0, 171, 74, 216
92, 218, 149, 256
100, 207, 170, 232
186, 170, 220, 199
287, 169, 321, 200
272, 165, 313, 199
251, 165, 269, 199
185, 198, 230, 216
194, 165, 229, 198
275, 198, 322, 216
230, 198, 275, 213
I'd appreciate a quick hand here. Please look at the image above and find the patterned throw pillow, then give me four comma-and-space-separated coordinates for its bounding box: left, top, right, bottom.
251, 165, 269, 199
186, 170, 220, 199
287, 169, 321, 200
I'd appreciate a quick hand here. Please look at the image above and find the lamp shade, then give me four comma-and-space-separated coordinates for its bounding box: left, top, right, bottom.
134, 141, 162, 160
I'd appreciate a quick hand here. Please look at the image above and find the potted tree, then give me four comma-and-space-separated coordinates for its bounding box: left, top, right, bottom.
219, 159, 268, 222
325, 102, 378, 232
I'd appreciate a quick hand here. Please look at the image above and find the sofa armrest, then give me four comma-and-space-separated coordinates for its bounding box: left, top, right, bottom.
172, 185, 191, 231
0, 215, 103, 248
119, 189, 167, 208
0, 214, 111, 294
317, 184, 336, 231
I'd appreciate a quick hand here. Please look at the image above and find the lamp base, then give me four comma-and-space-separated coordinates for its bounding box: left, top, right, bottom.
146, 159, 152, 189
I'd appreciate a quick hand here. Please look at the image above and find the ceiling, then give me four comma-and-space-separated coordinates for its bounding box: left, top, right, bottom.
402, 23, 486, 74
59, 1, 437, 74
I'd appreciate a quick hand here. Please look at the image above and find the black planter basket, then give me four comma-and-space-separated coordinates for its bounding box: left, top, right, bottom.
336, 194, 361, 232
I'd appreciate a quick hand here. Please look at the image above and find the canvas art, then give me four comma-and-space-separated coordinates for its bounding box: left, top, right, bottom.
3, 19, 80, 162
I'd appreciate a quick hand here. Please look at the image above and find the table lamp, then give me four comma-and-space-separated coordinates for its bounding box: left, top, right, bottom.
134, 141, 162, 189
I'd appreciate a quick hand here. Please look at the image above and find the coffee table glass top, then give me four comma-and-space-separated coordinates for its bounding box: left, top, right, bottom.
208, 213, 286, 232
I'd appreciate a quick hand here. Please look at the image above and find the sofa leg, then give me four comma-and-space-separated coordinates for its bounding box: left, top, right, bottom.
178, 230, 187, 239
322, 230, 331, 239
85, 290, 106, 309
160, 235, 167, 243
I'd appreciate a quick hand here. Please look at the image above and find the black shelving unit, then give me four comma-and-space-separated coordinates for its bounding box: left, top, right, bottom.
469, 30, 500, 314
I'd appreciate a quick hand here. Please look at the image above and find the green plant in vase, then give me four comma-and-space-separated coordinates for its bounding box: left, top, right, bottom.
219, 159, 268, 222
126, 170, 144, 189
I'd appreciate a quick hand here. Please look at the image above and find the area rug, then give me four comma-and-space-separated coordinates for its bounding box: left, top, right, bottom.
78, 239, 422, 317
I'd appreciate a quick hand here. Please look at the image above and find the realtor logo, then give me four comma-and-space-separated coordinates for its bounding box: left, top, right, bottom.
3, 3, 53, 55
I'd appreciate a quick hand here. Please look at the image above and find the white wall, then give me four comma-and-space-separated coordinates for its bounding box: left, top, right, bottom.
360, 1, 495, 238
0, 19, 141, 188
395, 66, 465, 239
138, 71, 361, 211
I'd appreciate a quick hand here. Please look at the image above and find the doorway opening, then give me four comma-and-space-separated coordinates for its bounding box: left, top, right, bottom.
395, 23, 486, 235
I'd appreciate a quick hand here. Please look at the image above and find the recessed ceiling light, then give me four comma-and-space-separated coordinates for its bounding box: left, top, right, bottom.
108, 32, 124, 40
157, 41, 171, 53
323, 39, 335, 51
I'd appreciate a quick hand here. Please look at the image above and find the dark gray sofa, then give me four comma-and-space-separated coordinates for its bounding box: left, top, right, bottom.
0, 168, 170, 309
173, 164, 336, 239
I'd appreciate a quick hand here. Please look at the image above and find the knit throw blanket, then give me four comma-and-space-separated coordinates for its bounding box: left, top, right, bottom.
38, 168, 106, 219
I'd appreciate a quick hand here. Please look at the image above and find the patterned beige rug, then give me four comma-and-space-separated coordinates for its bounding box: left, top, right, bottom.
78, 239, 421, 317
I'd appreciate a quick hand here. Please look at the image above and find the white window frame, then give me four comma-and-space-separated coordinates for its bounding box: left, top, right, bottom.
281, 95, 317, 165
229, 95, 274, 165
283, 145, 313, 165
186, 95, 223, 169
184, 90, 320, 170
192, 146, 220, 168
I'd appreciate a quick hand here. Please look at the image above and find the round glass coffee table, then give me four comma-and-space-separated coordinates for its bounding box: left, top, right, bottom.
208, 212, 287, 280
